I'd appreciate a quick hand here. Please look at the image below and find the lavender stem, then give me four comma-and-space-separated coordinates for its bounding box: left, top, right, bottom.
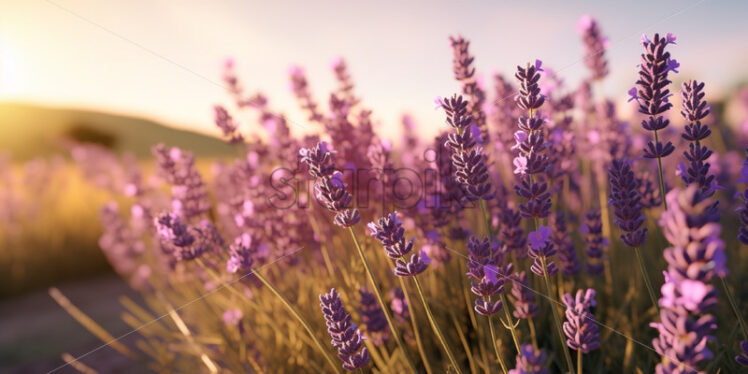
633, 246, 658, 310
540, 256, 574, 373
412, 275, 464, 373
347, 227, 419, 372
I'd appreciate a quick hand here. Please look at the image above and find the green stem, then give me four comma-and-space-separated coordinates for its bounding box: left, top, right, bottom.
489, 316, 508, 374
348, 228, 418, 373
720, 276, 748, 341
397, 277, 433, 374
577, 349, 582, 374
633, 247, 658, 311
412, 276, 464, 374
653, 129, 668, 210
540, 257, 574, 374
254, 271, 342, 374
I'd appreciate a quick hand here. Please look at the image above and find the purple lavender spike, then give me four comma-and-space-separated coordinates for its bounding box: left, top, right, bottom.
319, 289, 371, 371
562, 289, 600, 353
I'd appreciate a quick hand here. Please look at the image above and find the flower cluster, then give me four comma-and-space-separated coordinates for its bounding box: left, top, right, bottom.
608, 159, 648, 248
288, 65, 324, 123
509, 271, 539, 319
679, 80, 717, 199
580, 210, 606, 276
577, 14, 609, 80
562, 288, 600, 353
441, 94, 493, 201
513, 60, 552, 219
319, 288, 370, 371
499, 206, 528, 258
299, 142, 361, 227
652, 187, 725, 372
549, 211, 580, 276
629, 33, 678, 159
368, 212, 430, 277
154, 212, 223, 262
738, 148, 748, 245
152, 144, 210, 219
358, 287, 389, 346
527, 226, 558, 277
449, 35, 488, 144
213, 105, 243, 144
226, 233, 268, 274
465, 236, 511, 316
509, 344, 550, 374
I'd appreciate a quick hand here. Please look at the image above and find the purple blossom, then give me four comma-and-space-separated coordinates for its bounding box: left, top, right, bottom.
152, 144, 211, 219
738, 149, 748, 244
300, 142, 361, 228
389, 287, 409, 323
226, 233, 267, 273
499, 207, 528, 259
465, 236, 511, 316
737, 341, 748, 366
222, 308, 243, 326
509, 271, 539, 319
213, 105, 243, 143
680, 80, 718, 200
581, 210, 606, 276
358, 287, 389, 345
513, 61, 552, 219
562, 288, 600, 353
609, 159, 648, 247
369, 212, 429, 277
527, 226, 558, 277
450, 35, 489, 144
509, 344, 549, 374
577, 14, 609, 80
550, 211, 580, 276
442, 94, 493, 201
633, 33, 678, 160
319, 289, 371, 371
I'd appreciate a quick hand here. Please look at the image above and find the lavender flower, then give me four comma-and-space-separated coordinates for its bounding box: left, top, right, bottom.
509, 344, 550, 374
299, 142, 361, 227
152, 144, 210, 219
358, 287, 389, 345
450, 35, 488, 143
680, 80, 717, 199
499, 206, 528, 258
510, 271, 539, 319
737, 341, 748, 366
630, 33, 678, 160
465, 236, 511, 316
738, 148, 748, 245
226, 233, 268, 274
389, 287, 409, 323
577, 15, 609, 80
289, 66, 324, 123
319, 288, 370, 371
154, 212, 222, 262
213, 105, 243, 143
562, 289, 600, 353
331, 57, 359, 108
550, 211, 580, 275
441, 94, 493, 201
527, 226, 558, 277
659, 187, 726, 283
513, 61, 552, 219
580, 210, 606, 276
368, 212, 430, 277
609, 159, 648, 247
652, 187, 724, 373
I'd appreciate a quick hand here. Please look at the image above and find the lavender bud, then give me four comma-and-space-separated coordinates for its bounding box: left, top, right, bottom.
319, 288, 371, 371
562, 288, 600, 353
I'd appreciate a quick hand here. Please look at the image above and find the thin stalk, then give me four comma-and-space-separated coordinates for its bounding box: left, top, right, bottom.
577, 349, 582, 374
397, 277, 434, 374
540, 257, 574, 374
489, 316, 509, 374
412, 276, 464, 374
347, 228, 418, 373
720, 277, 748, 341
480, 199, 522, 354
528, 317, 539, 349
653, 129, 668, 210
633, 247, 658, 310
253, 271, 341, 373
499, 294, 521, 353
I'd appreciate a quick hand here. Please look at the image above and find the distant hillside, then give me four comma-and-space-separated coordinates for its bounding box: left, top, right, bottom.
0, 103, 236, 160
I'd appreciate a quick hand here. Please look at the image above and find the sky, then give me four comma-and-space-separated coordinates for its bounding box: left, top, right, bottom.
1, 0, 747, 139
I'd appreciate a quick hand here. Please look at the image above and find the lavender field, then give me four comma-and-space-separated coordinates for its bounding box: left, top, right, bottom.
2, 2, 748, 373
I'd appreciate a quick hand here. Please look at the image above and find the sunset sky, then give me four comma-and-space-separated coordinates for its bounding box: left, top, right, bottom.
1, 0, 747, 138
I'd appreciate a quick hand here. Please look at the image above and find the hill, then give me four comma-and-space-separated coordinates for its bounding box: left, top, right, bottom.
0, 103, 235, 160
